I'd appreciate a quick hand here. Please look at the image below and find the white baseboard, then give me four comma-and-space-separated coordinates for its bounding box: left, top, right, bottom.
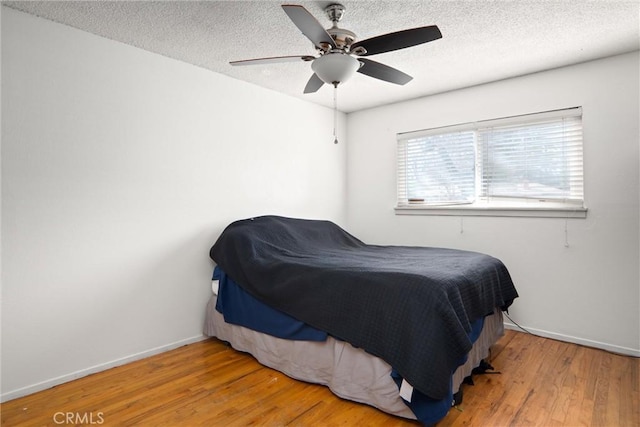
503, 322, 640, 357
1, 335, 208, 403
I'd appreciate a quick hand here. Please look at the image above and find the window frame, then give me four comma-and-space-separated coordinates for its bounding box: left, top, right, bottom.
395, 107, 588, 218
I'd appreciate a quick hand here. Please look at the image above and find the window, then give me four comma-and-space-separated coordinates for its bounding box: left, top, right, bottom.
396, 107, 586, 217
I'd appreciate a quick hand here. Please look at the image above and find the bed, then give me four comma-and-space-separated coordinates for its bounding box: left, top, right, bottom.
204, 215, 518, 425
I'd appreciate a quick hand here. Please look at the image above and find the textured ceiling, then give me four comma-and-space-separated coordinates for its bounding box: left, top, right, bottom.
3, 0, 639, 113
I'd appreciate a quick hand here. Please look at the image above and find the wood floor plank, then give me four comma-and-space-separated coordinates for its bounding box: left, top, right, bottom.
1, 330, 638, 427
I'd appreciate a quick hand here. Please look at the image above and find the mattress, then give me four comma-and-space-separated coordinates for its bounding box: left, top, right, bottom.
203, 285, 504, 423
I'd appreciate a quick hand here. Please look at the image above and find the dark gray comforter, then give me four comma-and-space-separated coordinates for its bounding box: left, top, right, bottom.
209, 215, 518, 400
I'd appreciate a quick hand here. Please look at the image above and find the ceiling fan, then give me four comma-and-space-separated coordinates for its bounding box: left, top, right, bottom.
230, 3, 442, 93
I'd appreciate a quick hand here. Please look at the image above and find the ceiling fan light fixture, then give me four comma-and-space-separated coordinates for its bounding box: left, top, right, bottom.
311, 53, 360, 85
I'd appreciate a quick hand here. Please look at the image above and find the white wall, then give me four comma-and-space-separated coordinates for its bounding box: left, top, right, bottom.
1, 8, 346, 400
346, 52, 640, 356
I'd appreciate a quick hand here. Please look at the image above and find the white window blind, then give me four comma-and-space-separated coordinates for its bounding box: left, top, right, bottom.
397, 131, 476, 205
397, 107, 584, 214
478, 113, 583, 202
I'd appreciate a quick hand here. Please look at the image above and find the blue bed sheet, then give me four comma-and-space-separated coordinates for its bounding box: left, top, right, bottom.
214, 266, 328, 341
391, 316, 485, 425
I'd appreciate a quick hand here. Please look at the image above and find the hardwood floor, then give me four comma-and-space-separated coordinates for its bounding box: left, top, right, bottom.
2, 330, 638, 426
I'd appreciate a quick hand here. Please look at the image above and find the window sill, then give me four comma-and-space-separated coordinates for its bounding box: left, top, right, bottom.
394, 204, 588, 218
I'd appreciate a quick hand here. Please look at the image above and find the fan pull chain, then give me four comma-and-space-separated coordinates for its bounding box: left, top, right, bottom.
333, 83, 339, 144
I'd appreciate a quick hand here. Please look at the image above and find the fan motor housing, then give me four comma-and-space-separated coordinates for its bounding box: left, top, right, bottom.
327, 27, 356, 49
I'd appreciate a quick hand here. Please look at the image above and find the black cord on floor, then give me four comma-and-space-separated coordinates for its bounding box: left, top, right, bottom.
503, 311, 535, 335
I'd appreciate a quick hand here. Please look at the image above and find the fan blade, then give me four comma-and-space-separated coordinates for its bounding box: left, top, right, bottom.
357, 58, 413, 85
282, 4, 336, 50
351, 25, 442, 56
230, 55, 314, 66
304, 73, 325, 94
